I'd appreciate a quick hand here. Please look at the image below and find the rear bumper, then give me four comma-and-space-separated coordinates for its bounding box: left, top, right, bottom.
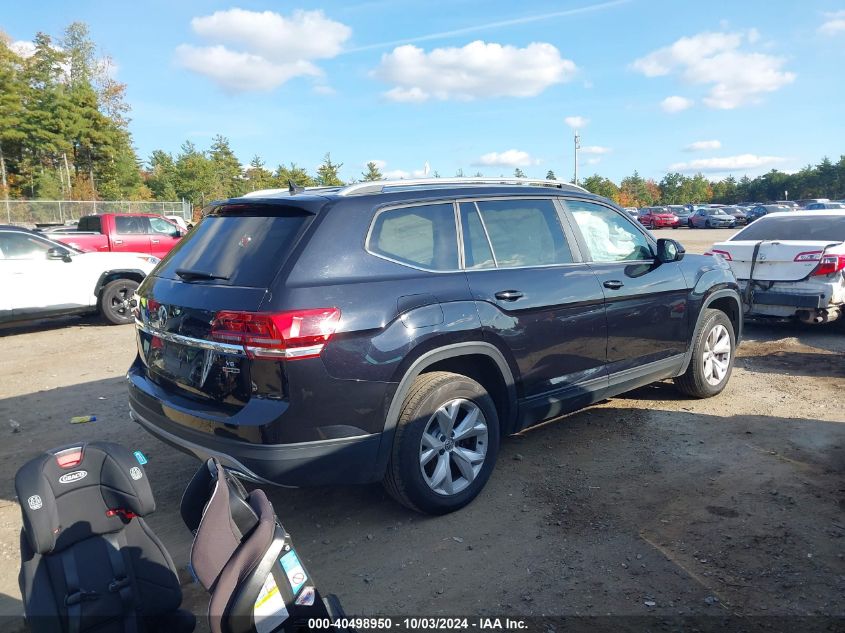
130, 402, 383, 487
738, 279, 841, 318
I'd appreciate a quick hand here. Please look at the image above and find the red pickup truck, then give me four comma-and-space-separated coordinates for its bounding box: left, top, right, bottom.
54, 214, 186, 258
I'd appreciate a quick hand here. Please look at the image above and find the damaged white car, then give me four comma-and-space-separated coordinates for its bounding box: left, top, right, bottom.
707, 210, 845, 324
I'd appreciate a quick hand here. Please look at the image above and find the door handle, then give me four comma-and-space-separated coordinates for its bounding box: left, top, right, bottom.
495, 290, 524, 301
603, 280, 624, 290
113, 240, 123, 245
151, 239, 160, 244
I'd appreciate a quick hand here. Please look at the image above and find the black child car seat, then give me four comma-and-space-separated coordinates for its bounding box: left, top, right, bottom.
15, 441, 195, 633
180, 458, 348, 633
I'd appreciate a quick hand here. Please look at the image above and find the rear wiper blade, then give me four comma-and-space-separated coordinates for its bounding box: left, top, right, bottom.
175, 268, 230, 281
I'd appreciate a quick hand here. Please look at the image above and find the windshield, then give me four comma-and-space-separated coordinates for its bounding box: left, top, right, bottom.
706, 209, 728, 216
732, 215, 845, 242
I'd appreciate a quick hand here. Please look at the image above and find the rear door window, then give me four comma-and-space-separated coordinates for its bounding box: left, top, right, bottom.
568, 200, 654, 262
472, 199, 572, 267
115, 216, 151, 234
368, 203, 458, 270
155, 207, 312, 287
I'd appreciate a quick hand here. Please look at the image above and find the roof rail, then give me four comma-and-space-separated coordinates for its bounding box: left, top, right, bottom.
336, 177, 589, 197
241, 185, 342, 198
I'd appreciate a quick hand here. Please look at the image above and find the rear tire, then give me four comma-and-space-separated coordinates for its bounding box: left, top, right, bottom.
99, 278, 139, 325
674, 308, 735, 398
383, 371, 500, 514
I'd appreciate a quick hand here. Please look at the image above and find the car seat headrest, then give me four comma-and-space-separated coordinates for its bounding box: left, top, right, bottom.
14, 441, 155, 555
181, 458, 260, 591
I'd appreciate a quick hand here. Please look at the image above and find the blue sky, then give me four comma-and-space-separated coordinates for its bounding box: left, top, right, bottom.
4, 0, 845, 183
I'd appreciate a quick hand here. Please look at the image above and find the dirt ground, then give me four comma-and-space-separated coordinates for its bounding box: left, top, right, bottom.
0, 229, 843, 631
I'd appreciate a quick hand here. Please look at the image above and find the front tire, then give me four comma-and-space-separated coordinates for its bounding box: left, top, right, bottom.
674, 309, 735, 398
383, 371, 500, 514
99, 278, 139, 325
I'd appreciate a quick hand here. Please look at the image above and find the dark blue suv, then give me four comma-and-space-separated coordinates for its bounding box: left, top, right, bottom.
128, 179, 742, 514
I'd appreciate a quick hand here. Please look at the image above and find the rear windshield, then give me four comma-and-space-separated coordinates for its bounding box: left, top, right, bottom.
732, 215, 845, 242
156, 207, 311, 287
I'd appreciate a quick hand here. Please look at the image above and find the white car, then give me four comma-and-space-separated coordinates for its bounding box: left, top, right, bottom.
707, 210, 845, 324
0, 225, 159, 325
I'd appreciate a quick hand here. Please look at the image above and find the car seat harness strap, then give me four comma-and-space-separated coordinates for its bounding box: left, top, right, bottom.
104, 531, 138, 633
62, 548, 97, 633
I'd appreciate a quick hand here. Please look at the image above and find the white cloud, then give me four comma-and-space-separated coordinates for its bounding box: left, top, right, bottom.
661, 95, 694, 113
685, 139, 721, 151
819, 10, 845, 35
472, 149, 540, 168
669, 153, 785, 173
375, 40, 576, 102
175, 9, 351, 92
632, 29, 795, 109
580, 145, 611, 155
565, 115, 588, 128
383, 168, 427, 179
10, 40, 36, 58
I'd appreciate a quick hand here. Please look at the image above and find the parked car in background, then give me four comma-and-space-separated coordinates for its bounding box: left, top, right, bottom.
688, 207, 736, 229
667, 205, 693, 225
129, 178, 741, 515
775, 200, 799, 209
747, 204, 792, 223
722, 206, 748, 225
796, 199, 830, 208
804, 202, 845, 210
707, 211, 845, 324
638, 206, 680, 229
623, 207, 639, 218
0, 225, 158, 325
54, 213, 185, 258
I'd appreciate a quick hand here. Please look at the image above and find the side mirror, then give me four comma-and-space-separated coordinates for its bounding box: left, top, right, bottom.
47, 247, 72, 262
656, 238, 685, 263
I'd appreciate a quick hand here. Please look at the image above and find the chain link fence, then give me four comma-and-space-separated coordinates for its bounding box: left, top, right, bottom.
2, 200, 192, 227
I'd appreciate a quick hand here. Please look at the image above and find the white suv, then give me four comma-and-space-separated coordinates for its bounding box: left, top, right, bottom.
707, 210, 845, 324
0, 225, 159, 325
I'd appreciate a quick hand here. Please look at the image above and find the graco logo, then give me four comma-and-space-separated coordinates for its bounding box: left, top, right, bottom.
58, 470, 88, 485
129, 467, 143, 481
27, 495, 43, 510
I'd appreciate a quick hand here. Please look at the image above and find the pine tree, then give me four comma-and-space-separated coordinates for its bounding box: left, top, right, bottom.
316, 153, 343, 186
362, 161, 383, 181
546, 170, 556, 180
513, 168, 526, 178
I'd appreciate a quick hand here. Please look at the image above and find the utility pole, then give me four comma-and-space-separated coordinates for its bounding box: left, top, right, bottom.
573, 130, 581, 185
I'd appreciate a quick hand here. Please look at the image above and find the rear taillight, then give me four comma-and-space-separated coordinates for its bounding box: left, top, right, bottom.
210, 308, 341, 360
794, 251, 822, 262
811, 254, 845, 277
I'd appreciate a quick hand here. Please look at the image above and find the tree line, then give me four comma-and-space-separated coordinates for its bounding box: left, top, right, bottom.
578, 157, 845, 207
2, 23, 843, 210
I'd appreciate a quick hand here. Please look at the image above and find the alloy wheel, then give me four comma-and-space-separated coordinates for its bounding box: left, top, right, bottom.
109, 283, 133, 318
419, 398, 489, 496
702, 324, 731, 386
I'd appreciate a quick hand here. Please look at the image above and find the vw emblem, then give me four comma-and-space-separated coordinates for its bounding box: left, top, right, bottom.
444, 438, 455, 451
157, 305, 168, 326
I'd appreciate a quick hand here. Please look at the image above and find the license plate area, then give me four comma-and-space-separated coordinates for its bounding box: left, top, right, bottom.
137, 327, 250, 406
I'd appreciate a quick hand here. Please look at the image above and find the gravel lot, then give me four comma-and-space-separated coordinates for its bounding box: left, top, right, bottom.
0, 228, 842, 631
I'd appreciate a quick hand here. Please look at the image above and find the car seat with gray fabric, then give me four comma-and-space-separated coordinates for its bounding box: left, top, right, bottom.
15, 441, 195, 633
181, 459, 347, 633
